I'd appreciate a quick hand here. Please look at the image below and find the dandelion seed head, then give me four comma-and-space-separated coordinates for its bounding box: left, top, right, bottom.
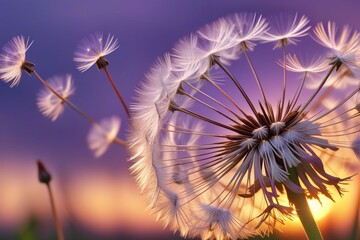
87, 116, 121, 157
37, 74, 75, 121
74, 32, 119, 72
129, 13, 359, 239
0, 36, 34, 87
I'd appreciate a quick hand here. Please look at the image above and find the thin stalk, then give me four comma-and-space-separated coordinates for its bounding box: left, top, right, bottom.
312, 87, 360, 122
213, 57, 259, 119
299, 64, 336, 114
185, 81, 242, 120
33, 71, 97, 125
288, 73, 307, 113
170, 101, 239, 132
47, 184, 65, 240
285, 167, 323, 240
307, 69, 348, 113
202, 74, 247, 116
113, 137, 126, 146
178, 88, 240, 124
244, 49, 269, 110
103, 67, 130, 117
280, 46, 287, 119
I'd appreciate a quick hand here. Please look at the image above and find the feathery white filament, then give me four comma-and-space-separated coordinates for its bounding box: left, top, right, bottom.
37, 74, 75, 121
74, 32, 119, 72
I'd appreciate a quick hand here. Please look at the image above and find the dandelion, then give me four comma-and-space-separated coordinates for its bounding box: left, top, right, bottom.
37, 74, 75, 121
0, 36, 34, 87
87, 116, 122, 157
74, 32, 130, 117
129, 13, 360, 240
313, 22, 360, 74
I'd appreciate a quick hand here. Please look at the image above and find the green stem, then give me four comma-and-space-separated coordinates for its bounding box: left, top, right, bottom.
285, 167, 323, 240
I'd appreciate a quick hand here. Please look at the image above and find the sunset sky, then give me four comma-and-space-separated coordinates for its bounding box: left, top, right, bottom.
0, 0, 359, 239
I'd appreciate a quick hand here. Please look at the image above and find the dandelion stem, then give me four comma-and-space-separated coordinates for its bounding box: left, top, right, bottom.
47, 183, 65, 240
286, 167, 323, 240
37, 161, 64, 240
352, 188, 360, 240
103, 67, 130, 118
33, 71, 98, 125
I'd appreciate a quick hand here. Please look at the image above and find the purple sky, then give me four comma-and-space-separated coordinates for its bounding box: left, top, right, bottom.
0, 0, 359, 239
0, 0, 359, 173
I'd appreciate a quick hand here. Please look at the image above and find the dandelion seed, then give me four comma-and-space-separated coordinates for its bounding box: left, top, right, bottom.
197, 17, 239, 60
313, 22, 360, 74
129, 13, 360, 240
87, 116, 121, 157
0, 36, 34, 87
37, 74, 75, 121
74, 32, 119, 72
74, 32, 130, 117
226, 13, 269, 51
263, 14, 310, 48
279, 54, 329, 75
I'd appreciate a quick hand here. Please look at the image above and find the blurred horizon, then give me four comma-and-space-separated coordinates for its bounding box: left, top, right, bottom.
0, 0, 360, 239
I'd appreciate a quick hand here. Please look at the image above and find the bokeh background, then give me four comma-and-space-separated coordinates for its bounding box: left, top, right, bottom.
0, 0, 359, 239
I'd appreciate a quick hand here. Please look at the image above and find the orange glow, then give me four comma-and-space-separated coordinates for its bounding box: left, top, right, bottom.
308, 197, 333, 221
327, 174, 360, 235
67, 170, 163, 233
0, 160, 358, 237
0, 161, 61, 226
284, 173, 359, 235
0, 161, 164, 234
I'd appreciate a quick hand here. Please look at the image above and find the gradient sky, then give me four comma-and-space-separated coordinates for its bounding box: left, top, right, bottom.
0, 0, 359, 239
